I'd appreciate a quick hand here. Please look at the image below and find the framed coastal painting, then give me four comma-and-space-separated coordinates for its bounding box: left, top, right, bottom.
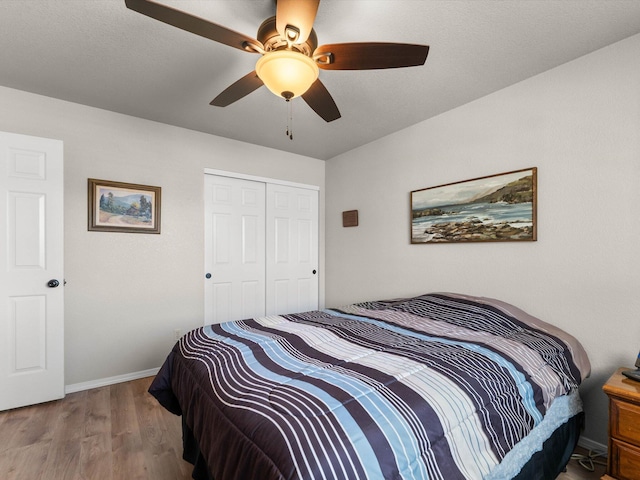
88, 178, 161, 234
410, 167, 537, 243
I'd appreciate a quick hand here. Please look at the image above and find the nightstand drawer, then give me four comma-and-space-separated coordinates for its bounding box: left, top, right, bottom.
611, 397, 640, 445
610, 438, 640, 480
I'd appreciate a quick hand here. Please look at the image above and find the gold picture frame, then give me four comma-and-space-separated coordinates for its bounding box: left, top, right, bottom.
88, 178, 161, 234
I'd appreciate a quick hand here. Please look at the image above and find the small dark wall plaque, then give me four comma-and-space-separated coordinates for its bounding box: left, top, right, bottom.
342, 210, 358, 227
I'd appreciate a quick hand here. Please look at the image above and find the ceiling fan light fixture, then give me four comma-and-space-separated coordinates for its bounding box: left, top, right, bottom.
256, 50, 319, 99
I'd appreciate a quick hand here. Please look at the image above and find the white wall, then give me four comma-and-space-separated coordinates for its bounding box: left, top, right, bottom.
325, 33, 640, 446
0, 85, 325, 386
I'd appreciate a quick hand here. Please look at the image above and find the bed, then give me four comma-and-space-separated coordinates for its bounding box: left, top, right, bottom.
149, 292, 590, 480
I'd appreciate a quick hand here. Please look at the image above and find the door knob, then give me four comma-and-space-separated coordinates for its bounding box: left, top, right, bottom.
205, 273, 212, 279
47, 279, 60, 288
312, 270, 317, 275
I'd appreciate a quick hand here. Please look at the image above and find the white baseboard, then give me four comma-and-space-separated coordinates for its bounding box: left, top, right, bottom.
65, 367, 160, 394
578, 435, 608, 455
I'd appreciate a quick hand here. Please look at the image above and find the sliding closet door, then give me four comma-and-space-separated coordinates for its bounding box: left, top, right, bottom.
204, 175, 266, 324
204, 172, 319, 325
266, 184, 319, 316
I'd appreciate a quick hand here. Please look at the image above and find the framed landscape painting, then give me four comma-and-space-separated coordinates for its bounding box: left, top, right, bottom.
410, 167, 537, 243
88, 178, 161, 234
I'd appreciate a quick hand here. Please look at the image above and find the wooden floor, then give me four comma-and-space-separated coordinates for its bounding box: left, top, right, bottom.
0, 377, 607, 480
0, 377, 192, 480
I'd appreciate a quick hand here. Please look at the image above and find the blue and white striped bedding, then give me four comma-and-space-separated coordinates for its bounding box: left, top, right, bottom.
150, 293, 590, 480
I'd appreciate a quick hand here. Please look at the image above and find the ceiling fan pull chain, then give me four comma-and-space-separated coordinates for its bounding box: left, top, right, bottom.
285, 98, 293, 140
289, 99, 294, 140
285, 99, 290, 139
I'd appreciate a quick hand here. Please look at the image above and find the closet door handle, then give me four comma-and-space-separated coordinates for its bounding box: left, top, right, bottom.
312, 270, 317, 275
205, 273, 212, 279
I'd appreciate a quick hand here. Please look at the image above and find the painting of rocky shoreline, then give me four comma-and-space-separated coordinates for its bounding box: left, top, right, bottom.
410, 168, 537, 243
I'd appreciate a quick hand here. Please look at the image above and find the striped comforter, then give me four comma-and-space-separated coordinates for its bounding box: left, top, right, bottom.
150, 293, 590, 480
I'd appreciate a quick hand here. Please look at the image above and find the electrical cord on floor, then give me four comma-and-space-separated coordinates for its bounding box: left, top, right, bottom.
570, 450, 607, 472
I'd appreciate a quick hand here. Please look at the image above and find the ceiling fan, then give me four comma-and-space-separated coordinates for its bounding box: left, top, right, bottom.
124, 0, 429, 123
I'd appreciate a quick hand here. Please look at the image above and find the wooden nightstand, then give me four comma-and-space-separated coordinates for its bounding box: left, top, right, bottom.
602, 368, 640, 480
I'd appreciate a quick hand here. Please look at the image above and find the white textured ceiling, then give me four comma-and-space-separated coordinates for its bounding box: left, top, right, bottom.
2, 1, 640, 160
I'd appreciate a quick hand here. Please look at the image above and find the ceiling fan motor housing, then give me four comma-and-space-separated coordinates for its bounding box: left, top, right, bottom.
257, 16, 318, 56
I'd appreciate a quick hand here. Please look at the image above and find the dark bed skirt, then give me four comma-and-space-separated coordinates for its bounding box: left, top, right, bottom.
181, 412, 584, 480
182, 417, 215, 480
513, 412, 585, 480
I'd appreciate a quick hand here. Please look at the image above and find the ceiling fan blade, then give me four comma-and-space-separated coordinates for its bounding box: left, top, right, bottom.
210, 71, 264, 107
276, 0, 320, 44
301, 79, 341, 122
125, 0, 263, 52
314, 43, 429, 70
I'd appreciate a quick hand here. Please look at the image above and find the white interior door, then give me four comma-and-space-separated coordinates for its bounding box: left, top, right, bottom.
0, 131, 64, 411
266, 184, 319, 316
204, 175, 266, 324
